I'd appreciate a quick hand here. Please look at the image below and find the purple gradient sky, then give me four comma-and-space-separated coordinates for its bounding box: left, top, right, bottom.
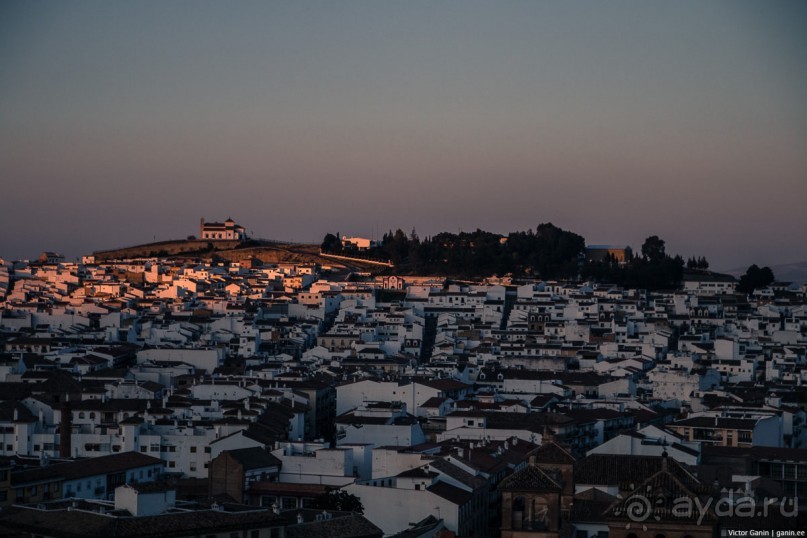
1, 1, 805, 270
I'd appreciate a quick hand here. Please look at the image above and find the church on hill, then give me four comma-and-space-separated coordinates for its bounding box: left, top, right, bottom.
199, 217, 247, 241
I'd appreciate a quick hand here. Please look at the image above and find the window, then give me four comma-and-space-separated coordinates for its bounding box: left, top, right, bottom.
282, 496, 297, 510
89, 412, 95, 420
190, 446, 197, 453
784, 464, 797, 479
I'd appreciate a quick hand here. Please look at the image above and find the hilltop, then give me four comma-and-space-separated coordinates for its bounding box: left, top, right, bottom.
323, 224, 695, 290
92, 238, 385, 273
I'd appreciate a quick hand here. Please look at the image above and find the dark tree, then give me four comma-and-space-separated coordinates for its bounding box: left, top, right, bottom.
313, 489, 364, 514
321, 233, 340, 253
737, 265, 775, 294
687, 256, 709, 270
697, 256, 709, 270
382, 229, 410, 264
641, 235, 666, 263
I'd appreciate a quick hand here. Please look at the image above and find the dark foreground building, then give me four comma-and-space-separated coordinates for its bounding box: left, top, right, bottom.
0, 483, 381, 538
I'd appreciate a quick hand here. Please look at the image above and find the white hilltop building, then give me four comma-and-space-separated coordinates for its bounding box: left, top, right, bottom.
199, 217, 247, 241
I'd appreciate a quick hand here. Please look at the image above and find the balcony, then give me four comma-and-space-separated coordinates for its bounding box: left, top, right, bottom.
692, 429, 723, 443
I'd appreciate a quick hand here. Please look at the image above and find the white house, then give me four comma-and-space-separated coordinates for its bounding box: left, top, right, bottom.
335, 402, 425, 448
341, 236, 377, 250
587, 425, 700, 465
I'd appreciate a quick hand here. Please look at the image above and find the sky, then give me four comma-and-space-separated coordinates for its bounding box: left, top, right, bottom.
1, 1, 806, 271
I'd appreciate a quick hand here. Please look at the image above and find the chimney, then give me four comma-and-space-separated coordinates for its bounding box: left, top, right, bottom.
59, 401, 73, 458
542, 424, 554, 443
